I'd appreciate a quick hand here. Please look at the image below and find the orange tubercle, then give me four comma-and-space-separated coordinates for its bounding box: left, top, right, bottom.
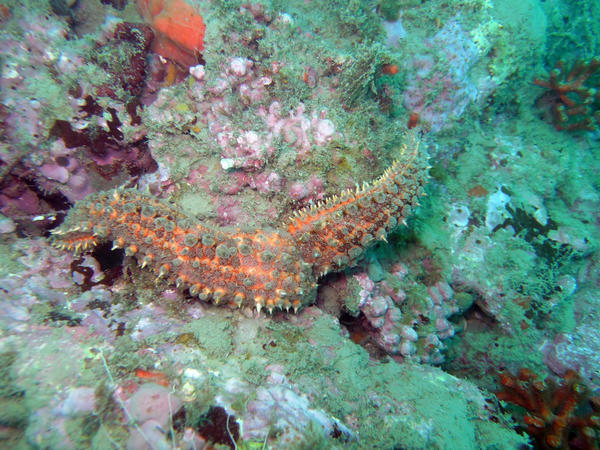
467, 184, 488, 197
0, 3, 11, 21
407, 112, 419, 129
382, 64, 399, 75
135, 369, 170, 387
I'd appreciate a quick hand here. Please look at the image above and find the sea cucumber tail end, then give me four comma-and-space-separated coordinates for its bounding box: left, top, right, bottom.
287, 133, 429, 277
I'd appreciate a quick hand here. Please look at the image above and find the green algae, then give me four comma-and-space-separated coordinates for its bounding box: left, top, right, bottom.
540, 0, 600, 63
0, 353, 28, 448
180, 315, 235, 358
0, 398, 28, 429
147, 0, 420, 211
110, 304, 527, 448
270, 0, 384, 47
252, 314, 526, 448
0, 243, 25, 278
376, 0, 401, 22
0, 330, 100, 448
108, 336, 156, 374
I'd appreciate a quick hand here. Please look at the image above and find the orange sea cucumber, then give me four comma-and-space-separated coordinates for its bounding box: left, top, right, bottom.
51, 136, 428, 313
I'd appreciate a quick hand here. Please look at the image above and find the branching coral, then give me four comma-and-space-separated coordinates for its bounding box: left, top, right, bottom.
534, 58, 600, 131
496, 368, 600, 449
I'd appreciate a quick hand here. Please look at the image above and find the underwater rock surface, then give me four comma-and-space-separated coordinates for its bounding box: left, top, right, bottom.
0, 0, 599, 448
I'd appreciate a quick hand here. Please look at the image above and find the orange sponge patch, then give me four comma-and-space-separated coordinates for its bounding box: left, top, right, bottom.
152, 0, 205, 53
137, 0, 205, 67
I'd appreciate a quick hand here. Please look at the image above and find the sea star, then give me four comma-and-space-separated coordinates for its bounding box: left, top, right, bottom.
51, 136, 428, 313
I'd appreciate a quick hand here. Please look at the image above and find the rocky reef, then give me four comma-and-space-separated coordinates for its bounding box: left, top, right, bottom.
0, 0, 599, 448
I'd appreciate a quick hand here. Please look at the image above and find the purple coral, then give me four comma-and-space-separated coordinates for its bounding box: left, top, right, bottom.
0, 14, 157, 225
402, 20, 494, 132
351, 264, 462, 364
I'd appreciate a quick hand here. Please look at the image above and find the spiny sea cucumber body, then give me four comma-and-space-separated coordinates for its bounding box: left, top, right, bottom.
51, 137, 428, 313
